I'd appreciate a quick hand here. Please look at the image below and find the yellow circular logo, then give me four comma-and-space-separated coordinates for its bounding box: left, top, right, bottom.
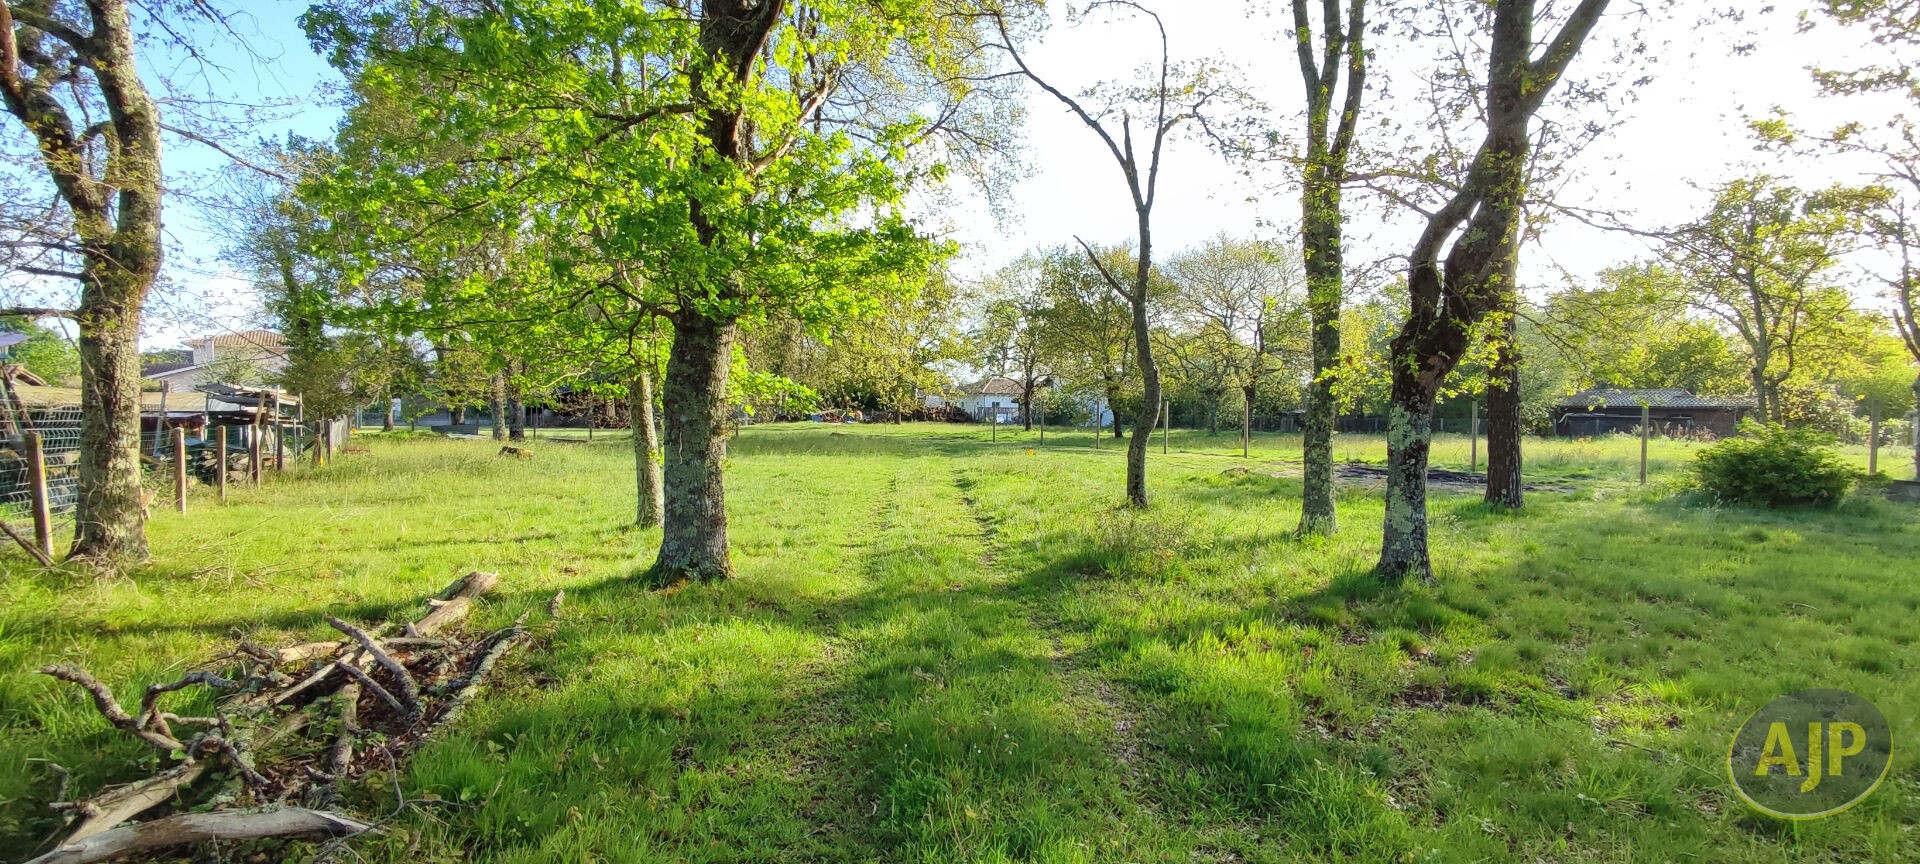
1726, 689, 1892, 819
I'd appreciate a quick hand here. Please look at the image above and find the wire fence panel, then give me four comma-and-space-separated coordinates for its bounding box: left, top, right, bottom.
1, 400, 84, 522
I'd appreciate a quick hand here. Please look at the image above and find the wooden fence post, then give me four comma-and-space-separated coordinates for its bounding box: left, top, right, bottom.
216, 425, 228, 503
172, 426, 187, 514
1639, 404, 1650, 486
25, 431, 52, 560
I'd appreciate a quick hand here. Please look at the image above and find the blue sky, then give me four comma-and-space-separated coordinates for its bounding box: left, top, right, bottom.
12, 1, 1898, 351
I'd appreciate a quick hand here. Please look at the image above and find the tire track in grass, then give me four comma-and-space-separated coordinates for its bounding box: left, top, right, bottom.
771, 456, 1178, 860
943, 460, 1180, 853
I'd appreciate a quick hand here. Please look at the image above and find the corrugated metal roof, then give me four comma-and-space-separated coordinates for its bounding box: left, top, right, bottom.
1557, 388, 1756, 409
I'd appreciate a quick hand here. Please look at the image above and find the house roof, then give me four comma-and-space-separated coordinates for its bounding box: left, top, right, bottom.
203, 330, 286, 350
142, 362, 201, 378
1557, 388, 1757, 410
958, 376, 1026, 396
13, 384, 298, 415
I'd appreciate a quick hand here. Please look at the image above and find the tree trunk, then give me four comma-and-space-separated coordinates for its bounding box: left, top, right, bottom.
450, 405, 466, 426
1241, 384, 1254, 458
505, 362, 525, 442
1108, 383, 1124, 438
38, 0, 167, 564
1022, 381, 1034, 431
1299, 170, 1344, 537
1484, 316, 1524, 508
1126, 295, 1160, 507
1207, 395, 1220, 436
1749, 361, 1771, 425
630, 373, 663, 528
70, 287, 150, 562
1911, 373, 1919, 481
489, 372, 507, 441
1378, 374, 1438, 583
381, 396, 395, 432
652, 313, 737, 582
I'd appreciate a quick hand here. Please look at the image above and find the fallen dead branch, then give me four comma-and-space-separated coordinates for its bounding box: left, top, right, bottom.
29, 571, 541, 863
1, 516, 55, 567
25, 807, 373, 864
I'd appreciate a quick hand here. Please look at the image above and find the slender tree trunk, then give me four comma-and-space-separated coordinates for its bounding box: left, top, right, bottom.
1911, 373, 1919, 480
1108, 383, 1124, 438
71, 287, 150, 562
506, 361, 526, 442
1484, 315, 1524, 507
1378, 373, 1439, 582
1126, 295, 1160, 507
381, 394, 396, 432
450, 405, 466, 426
1022, 380, 1034, 431
1241, 384, 1254, 458
630, 373, 663, 528
1207, 395, 1220, 436
653, 313, 737, 582
489, 372, 507, 441
1299, 170, 1344, 536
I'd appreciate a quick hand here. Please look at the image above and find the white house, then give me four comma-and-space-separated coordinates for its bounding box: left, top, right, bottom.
142, 330, 289, 392
925, 376, 1029, 422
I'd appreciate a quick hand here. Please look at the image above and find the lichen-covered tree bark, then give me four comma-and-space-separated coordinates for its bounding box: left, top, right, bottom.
1378, 0, 1610, 583
655, 312, 735, 580
629, 372, 663, 528
1292, 0, 1366, 536
0, 0, 167, 563
488, 371, 507, 441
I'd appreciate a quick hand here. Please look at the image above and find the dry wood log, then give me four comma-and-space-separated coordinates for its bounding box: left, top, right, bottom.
414, 571, 499, 637
431, 620, 526, 734
269, 641, 348, 665
38, 666, 186, 753
59, 762, 208, 845
26, 807, 372, 864
327, 684, 361, 777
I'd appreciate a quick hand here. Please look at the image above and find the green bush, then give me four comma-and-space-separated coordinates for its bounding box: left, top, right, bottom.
1693, 422, 1857, 507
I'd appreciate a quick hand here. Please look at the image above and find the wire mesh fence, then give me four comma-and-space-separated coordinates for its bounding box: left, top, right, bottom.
1, 399, 83, 525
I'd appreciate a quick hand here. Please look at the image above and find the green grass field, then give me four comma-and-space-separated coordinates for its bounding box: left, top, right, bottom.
2, 424, 1917, 862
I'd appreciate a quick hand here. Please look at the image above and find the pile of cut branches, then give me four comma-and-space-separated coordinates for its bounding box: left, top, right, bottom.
25, 572, 541, 864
